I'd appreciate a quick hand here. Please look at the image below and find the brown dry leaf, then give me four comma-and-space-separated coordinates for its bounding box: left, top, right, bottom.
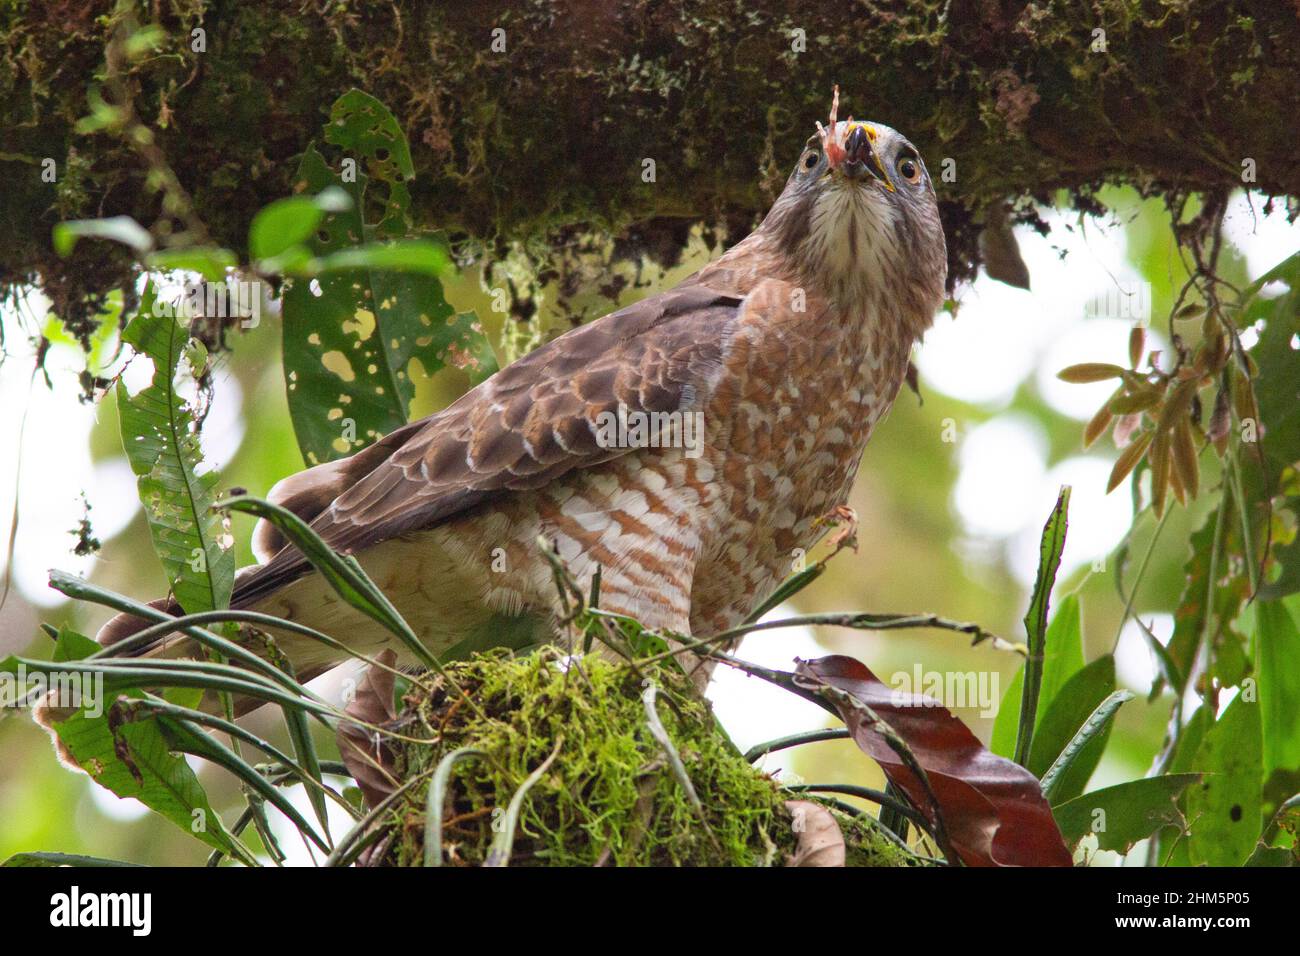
1107, 429, 1153, 492
1168, 458, 1187, 505
1150, 428, 1172, 516
1057, 362, 1127, 384
1172, 416, 1200, 499
1084, 402, 1113, 449
1109, 390, 1162, 415
1208, 387, 1232, 451
336, 649, 400, 809
793, 656, 1074, 867
979, 203, 1031, 290
784, 800, 846, 867
1128, 327, 1145, 368
1232, 371, 1259, 424
1158, 380, 1197, 431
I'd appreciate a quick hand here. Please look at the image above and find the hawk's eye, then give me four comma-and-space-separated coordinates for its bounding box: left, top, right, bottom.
803, 151, 819, 170
897, 157, 922, 184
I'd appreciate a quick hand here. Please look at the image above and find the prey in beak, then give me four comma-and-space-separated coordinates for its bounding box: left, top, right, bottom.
816, 86, 894, 190
840, 124, 891, 186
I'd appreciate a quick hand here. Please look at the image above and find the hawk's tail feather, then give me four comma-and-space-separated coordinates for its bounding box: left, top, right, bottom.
94, 562, 282, 656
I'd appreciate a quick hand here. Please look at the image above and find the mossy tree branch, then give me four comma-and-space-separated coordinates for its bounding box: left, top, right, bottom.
3, 0, 1299, 317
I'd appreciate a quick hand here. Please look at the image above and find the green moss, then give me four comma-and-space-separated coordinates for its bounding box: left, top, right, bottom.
4, 0, 1296, 315
373, 647, 913, 867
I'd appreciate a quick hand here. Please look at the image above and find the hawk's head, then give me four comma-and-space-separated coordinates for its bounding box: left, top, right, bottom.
761, 90, 947, 332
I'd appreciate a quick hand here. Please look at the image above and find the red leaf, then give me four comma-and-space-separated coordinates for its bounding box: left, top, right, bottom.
793, 656, 1073, 867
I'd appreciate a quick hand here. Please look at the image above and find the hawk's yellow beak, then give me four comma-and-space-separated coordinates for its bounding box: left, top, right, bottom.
840, 123, 894, 192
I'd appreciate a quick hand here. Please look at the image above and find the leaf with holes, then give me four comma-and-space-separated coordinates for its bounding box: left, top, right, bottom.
1186, 693, 1263, 866
280, 92, 497, 465
1053, 775, 1200, 853
116, 281, 234, 614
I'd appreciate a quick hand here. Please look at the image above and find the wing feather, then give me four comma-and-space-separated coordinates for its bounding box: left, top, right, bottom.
221, 280, 741, 615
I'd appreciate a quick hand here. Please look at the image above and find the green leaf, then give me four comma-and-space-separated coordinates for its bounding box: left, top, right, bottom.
324, 89, 415, 183
425, 747, 485, 867
314, 238, 450, 276
280, 92, 496, 465
1014, 486, 1071, 766
38, 643, 247, 861
145, 246, 237, 281
248, 188, 351, 262
116, 281, 234, 614
1028, 656, 1118, 798
3, 852, 142, 867
161, 717, 330, 853
991, 593, 1084, 758
1240, 262, 1300, 601
220, 495, 438, 670
52, 627, 101, 662
1246, 845, 1297, 867
122, 24, 166, 60
1186, 693, 1264, 866
53, 216, 152, 256
1256, 600, 1300, 777
1242, 250, 1300, 298
990, 668, 1024, 759
745, 563, 827, 625
1132, 614, 1183, 699
1041, 688, 1133, 805
1053, 775, 1201, 854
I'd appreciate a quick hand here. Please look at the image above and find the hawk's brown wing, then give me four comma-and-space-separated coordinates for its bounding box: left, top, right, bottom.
99, 279, 744, 648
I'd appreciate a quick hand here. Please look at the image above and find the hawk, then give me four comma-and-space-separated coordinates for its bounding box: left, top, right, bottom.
98, 93, 948, 694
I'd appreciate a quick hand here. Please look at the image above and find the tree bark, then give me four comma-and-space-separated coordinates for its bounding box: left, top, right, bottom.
4, 1, 1299, 309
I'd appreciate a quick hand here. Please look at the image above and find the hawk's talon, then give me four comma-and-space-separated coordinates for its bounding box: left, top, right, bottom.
816, 505, 860, 557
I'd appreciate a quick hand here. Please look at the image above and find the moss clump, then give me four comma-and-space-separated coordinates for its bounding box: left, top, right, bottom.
372, 647, 913, 867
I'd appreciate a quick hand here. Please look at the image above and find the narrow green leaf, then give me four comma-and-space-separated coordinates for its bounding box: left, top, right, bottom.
992, 593, 1084, 758
745, 564, 826, 626
424, 747, 485, 867
1041, 688, 1133, 805
53, 216, 152, 256
3, 852, 143, 867
484, 738, 564, 867
145, 246, 237, 281
1028, 656, 1118, 794
314, 239, 450, 276
219, 495, 437, 670
162, 717, 330, 854
3, 653, 337, 720
1014, 486, 1071, 766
